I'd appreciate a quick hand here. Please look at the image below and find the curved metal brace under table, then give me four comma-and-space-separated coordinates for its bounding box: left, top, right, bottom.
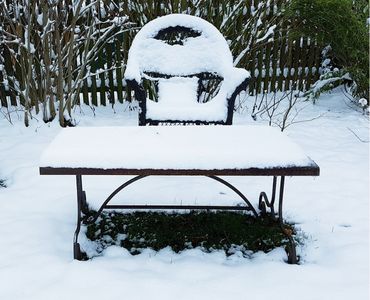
73, 174, 297, 264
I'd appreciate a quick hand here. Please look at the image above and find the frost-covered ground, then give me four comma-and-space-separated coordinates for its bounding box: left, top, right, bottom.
0, 91, 368, 300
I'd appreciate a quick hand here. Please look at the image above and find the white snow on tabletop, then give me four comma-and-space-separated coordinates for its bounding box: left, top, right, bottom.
40, 125, 316, 170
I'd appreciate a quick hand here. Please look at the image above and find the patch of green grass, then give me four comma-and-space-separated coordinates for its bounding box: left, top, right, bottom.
85, 211, 298, 257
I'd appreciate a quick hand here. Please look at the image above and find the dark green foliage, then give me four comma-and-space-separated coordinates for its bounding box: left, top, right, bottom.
283, 0, 369, 100
86, 211, 297, 257
0, 179, 6, 188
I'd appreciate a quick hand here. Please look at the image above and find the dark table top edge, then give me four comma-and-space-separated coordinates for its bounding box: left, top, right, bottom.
39, 165, 320, 176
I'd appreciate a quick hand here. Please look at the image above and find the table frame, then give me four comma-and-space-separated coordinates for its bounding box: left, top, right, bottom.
40, 165, 319, 264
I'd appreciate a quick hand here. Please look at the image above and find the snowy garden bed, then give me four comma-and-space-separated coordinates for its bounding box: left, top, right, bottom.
0, 90, 368, 299
85, 211, 297, 259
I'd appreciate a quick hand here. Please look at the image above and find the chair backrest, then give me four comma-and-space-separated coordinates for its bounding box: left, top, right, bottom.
124, 14, 250, 125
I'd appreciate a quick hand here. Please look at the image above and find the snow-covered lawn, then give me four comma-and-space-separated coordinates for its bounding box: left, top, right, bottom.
0, 91, 368, 299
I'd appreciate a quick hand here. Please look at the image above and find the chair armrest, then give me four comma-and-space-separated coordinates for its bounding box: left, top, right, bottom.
210, 67, 250, 124
223, 67, 250, 97
125, 79, 147, 126
126, 79, 146, 100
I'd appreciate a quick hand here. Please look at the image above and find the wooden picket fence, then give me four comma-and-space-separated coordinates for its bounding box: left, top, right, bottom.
0, 37, 322, 107
248, 37, 322, 95
0, 0, 322, 108
74, 40, 322, 107
75, 0, 322, 107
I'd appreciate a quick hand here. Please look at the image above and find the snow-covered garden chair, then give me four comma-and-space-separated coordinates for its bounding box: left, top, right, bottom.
124, 14, 250, 125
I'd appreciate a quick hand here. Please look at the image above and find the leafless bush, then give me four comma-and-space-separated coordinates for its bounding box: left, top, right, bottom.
238, 88, 323, 131
0, 0, 132, 126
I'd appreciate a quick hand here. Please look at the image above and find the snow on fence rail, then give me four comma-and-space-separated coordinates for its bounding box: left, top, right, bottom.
0, 0, 322, 110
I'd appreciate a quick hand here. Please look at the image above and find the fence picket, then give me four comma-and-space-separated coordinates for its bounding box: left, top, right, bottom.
284, 36, 293, 91
0, 70, 8, 107
98, 50, 107, 106
292, 38, 301, 90
298, 38, 307, 91
305, 38, 316, 91
270, 29, 280, 93
277, 20, 287, 91
106, 43, 115, 105
91, 59, 98, 106
256, 48, 264, 94
115, 40, 124, 103
263, 42, 272, 93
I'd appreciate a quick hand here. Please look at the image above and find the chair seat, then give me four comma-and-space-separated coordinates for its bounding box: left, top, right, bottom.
158, 77, 198, 105
146, 100, 228, 122
146, 76, 227, 122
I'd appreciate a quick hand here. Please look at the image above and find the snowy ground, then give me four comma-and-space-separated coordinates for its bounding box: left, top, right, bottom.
0, 91, 368, 299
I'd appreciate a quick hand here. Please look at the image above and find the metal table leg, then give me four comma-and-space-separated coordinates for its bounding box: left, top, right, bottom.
277, 176, 298, 264
73, 175, 85, 260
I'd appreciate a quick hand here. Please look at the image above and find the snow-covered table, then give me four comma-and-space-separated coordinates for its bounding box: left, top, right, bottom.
40, 125, 319, 263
